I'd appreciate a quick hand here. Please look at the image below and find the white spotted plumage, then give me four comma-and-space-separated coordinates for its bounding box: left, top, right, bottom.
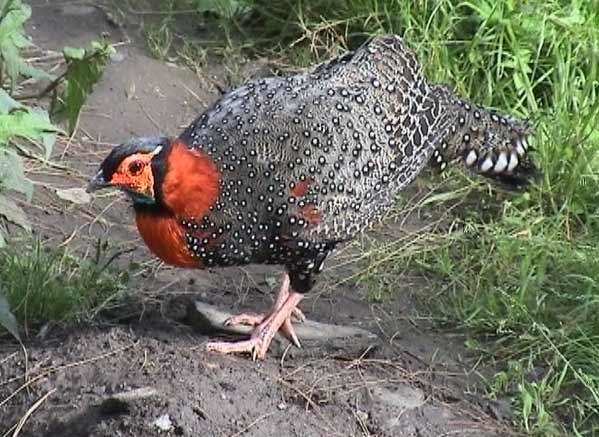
172, 35, 535, 291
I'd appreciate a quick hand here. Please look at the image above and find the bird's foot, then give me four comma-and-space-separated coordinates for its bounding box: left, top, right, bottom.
223, 312, 264, 327
222, 311, 302, 349
224, 307, 306, 327
206, 291, 303, 360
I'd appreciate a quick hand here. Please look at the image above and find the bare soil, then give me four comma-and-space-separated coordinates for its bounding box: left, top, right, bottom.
1, 2, 516, 436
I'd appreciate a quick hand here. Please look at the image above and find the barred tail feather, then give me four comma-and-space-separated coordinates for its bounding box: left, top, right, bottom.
430, 85, 539, 190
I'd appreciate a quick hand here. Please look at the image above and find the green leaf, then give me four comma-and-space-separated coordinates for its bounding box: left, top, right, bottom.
0, 0, 52, 89
0, 108, 54, 142
52, 41, 114, 134
0, 107, 57, 158
63, 46, 85, 60
0, 193, 30, 230
0, 288, 20, 341
0, 87, 21, 113
0, 148, 32, 200
520, 385, 534, 430
18, 61, 54, 82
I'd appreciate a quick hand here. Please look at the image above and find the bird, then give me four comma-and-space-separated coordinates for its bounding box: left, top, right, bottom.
87, 35, 536, 360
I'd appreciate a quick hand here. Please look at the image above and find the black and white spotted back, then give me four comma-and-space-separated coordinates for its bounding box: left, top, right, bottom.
176, 35, 535, 289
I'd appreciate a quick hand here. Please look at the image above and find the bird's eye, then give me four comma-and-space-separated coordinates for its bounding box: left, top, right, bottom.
128, 160, 144, 175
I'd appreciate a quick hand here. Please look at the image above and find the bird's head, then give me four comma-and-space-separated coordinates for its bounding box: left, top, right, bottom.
87, 137, 221, 218
87, 137, 169, 205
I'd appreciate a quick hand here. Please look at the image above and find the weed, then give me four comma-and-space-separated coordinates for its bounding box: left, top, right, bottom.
0, 239, 131, 337
0, 2, 115, 345
176, 39, 208, 74
144, 19, 175, 60
51, 41, 115, 135
0, 1, 111, 246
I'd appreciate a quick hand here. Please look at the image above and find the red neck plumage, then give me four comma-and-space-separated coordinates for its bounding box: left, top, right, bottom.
134, 140, 220, 268
160, 140, 220, 219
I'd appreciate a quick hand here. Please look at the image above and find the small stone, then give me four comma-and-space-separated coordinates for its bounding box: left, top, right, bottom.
61, 5, 96, 15
153, 414, 172, 432
110, 51, 125, 63
55, 188, 91, 205
372, 384, 425, 409
94, 385, 107, 396
277, 402, 287, 411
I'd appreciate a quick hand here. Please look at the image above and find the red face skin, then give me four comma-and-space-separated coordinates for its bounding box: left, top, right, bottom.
108, 140, 221, 268
109, 152, 157, 199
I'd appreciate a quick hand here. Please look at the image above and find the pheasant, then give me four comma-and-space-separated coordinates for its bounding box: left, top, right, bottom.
87, 36, 536, 360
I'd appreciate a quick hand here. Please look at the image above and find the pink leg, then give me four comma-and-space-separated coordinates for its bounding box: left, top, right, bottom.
206, 274, 305, 360
223, 273, 305, 335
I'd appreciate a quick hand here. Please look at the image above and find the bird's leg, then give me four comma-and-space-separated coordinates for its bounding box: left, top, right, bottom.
224, 273, 305, 328
206, 291, 303, 360
206, 274, 304, 360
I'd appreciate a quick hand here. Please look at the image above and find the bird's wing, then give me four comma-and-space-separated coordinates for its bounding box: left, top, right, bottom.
178, 36, 449, 246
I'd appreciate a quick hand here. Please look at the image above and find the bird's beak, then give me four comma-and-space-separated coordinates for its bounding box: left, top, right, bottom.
86, 171, 110, 193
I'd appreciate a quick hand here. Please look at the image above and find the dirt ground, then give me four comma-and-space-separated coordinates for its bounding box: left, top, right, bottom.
1, 2, 516, 436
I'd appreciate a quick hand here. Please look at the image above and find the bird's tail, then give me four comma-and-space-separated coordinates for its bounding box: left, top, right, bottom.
430, 85, 539, 190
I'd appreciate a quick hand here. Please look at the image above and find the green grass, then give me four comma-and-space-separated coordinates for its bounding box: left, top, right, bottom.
178, 0, 599, 434
144, 19, 175, 61
0, 240, 131, 337
0, 2, 122, 340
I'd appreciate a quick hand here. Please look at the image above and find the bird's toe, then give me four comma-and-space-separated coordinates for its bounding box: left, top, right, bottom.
224, 312, 265, 327
291, 308, 306, 323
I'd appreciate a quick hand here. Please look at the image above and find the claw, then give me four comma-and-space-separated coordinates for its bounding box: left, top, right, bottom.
283, 319, 302, 348
292, 308, 306, 323
206, 282, 304, 360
